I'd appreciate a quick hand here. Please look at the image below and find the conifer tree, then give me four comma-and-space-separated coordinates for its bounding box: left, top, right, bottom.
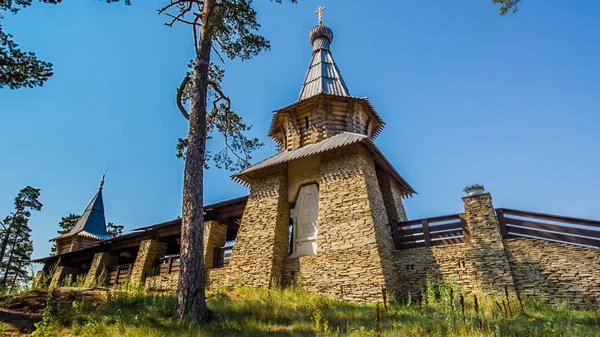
1, 217, 33, 290
106, 222, 124, 238
0, 186, 41, 291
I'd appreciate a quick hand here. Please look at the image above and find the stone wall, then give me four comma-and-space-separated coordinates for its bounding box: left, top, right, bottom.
50, 266, 77, 288
505, 238, 600, 306
390, 180, 408, 222
282, 258, 299, 287
463, 193, 515, 295
203, 221, 228, 269
145, 273, 178, 293
393, 244, 477, 298
206, 267, 233, 289
226, 167, 289, 287
84, 253, 110, 287
376, 169, 408, 223
130, 239, 167, 285
286, 144, 396, 302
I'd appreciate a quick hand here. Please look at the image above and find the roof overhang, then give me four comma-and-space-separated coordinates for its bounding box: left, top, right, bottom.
33, 195, 249, 264
232, 132, 415, 197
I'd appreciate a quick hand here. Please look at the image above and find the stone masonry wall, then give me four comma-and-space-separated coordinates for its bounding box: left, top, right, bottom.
130, 239, 167, 285
505, 238, 600, 306
145, 273, 178, 293
84, 253, 110, 287
206, 267, 232, 289
376, 169, 408, 223
463, 193, 516, 295
390, 180, 408, 222
291, 144, 396, 302
203, 221, 227, 269
393, 244, 478, 299
226, 167, 289, 287
50, 266, 77, 288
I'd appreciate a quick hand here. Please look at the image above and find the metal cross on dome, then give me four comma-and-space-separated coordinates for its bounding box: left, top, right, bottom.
315, 6, 326, 24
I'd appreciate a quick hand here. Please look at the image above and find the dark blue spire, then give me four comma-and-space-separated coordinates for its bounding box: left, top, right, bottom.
53, 176, 110, 241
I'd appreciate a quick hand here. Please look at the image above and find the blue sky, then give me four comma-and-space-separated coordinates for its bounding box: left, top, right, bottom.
1, 0, 599, 259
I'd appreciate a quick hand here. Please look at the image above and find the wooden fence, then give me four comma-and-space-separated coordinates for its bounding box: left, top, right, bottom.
496, 208, 600, 248
106, 263, 132, 285
213, 247, 232, 268
153, 255, 181, 276
389, 214, 469, 250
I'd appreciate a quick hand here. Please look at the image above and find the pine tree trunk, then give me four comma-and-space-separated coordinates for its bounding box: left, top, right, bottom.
0, 213, 18, 267
2, 238, 15, 288
8, 261, 21, 293
175, 0, 215, 325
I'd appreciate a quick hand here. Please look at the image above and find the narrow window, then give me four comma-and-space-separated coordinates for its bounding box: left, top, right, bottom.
305, 117, 309, 129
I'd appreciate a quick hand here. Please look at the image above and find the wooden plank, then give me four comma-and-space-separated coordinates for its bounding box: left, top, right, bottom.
499, 208, 600, 228
496, 208, 509, 239
422, 220, 432, 247
505, 217, 600, 239
507, 225, 600, 248
430, 230, 464, 240
428, 222, 463, 233
459, 213, 471, 243
398, 226, 423, 235
399, 234, 424, 243
390, 221, 401, 249
398, 241, 427, 250
396, 214, 462, 227
432, 237, 465, 246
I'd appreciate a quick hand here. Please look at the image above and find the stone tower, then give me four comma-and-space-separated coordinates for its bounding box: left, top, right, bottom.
227, 17, 415, 301
51, 176, 111, 255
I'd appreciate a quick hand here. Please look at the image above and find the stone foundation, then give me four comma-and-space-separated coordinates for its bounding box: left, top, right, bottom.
145, 273, 178, 293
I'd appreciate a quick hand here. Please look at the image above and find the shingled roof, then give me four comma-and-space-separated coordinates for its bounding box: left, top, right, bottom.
232, 132, 416, 197
52, 177, 110, 241
298, 24, 350, 101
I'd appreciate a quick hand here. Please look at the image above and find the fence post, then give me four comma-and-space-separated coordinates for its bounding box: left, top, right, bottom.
422, 219, 432, 247
496, 208, 509, 239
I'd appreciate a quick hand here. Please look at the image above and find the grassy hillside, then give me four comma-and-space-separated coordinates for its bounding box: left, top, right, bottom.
12, 284, 600, 336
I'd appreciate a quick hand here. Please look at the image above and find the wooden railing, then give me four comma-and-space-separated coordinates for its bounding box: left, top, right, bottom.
496, 208, 600, 248
153, 255, 181, 276
213, 246, 232, 268
106, 263, 132, 285
389, 214, 469, 250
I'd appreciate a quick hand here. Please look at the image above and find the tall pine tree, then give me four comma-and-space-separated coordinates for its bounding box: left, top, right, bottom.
0, 186, 42, 291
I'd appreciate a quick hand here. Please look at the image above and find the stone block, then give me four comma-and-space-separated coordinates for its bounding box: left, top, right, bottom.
130, 239, 167, 285
84, 252, 110, 287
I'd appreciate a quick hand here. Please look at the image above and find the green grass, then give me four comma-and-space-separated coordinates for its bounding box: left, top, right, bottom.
32, 284, 600, 337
